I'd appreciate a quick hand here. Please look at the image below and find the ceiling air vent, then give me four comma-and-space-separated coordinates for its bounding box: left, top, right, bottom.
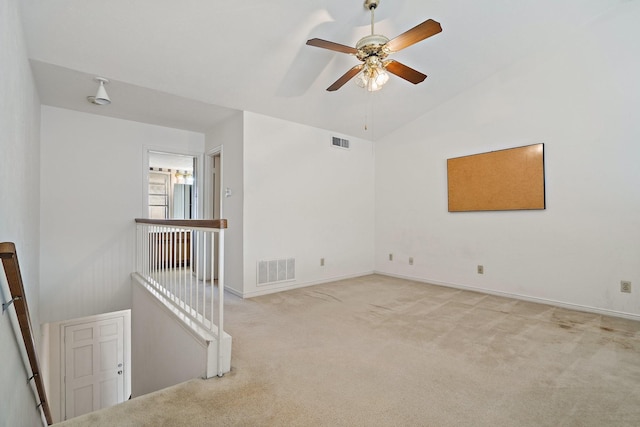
331, 136, 350, 149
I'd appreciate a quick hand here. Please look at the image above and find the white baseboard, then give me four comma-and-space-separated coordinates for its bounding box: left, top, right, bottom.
374, 271, 640, 321
225, 286, 243, 298
240, 271, 375, 298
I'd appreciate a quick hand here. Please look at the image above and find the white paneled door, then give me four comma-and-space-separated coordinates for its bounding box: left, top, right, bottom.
64, 316, 125, 420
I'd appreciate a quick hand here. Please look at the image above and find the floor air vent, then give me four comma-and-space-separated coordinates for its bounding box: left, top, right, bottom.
257, 258, 295, 286
331, 136, 350, 149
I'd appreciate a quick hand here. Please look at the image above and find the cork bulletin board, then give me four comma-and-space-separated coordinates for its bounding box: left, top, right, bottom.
447, 143, 545, 212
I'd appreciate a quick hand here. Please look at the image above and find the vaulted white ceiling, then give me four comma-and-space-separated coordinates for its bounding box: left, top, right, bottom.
20, 0, 625, 140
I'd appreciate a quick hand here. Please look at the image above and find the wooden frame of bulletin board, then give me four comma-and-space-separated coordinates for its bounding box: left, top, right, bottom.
447, 143, 545, 212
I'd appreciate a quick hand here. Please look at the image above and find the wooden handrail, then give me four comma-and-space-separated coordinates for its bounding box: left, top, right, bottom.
135, 218, 228, 229
0, 242, 52, 425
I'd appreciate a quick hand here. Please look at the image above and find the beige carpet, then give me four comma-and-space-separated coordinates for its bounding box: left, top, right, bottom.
58, 274, 640, 426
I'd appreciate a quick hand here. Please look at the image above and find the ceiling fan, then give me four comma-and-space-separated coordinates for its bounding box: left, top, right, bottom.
306, 0, 442, 92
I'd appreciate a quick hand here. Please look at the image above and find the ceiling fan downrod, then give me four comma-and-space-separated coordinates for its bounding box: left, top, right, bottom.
365, 0, 379, 35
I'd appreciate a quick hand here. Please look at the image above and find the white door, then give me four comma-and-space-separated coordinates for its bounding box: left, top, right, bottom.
64, 316, 125, 419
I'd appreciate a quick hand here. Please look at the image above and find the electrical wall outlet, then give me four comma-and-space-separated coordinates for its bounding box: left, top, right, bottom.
320, 258, 325, 267
409, 257, 414, 265
621, 280, 631, 293
477, 265, 484, 274
389, 253, 393, 261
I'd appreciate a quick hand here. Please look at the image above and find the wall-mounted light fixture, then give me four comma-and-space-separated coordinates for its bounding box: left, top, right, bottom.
175, 171, 194, 185
87, 77, 111, 105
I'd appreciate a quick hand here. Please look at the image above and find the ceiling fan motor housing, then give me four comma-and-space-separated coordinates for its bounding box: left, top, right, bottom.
356, 34, 390, 60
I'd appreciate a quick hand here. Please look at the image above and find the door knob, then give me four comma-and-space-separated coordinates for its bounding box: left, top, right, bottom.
117, 370, 123, 375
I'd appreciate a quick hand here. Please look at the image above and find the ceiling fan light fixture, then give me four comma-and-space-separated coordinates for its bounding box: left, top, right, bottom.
373, 66, 389, 86
356, 67, 388, 92
356, 56, 389, 92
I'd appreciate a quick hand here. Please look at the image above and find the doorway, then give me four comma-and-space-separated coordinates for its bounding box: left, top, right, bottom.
53, 310, 131, 422
64, 317, 123, 419
210, 152, 222, 220
146, 150, 198, 219
206, 148, 223, 279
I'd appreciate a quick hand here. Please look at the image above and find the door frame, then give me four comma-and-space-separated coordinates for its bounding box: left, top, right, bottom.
204, 145, 224, 220
143, 146, 205, 219
43, 310, 131, 423
205, 146, 223, 279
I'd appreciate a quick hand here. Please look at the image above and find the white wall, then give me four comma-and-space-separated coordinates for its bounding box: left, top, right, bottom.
0, 0, 45, 425
39, 107, 204, 323
131, 280, 230, 396
131, 282, 206, 396
375, 3, 640, 317
242, 112, 374, 297
205, 112, 244, 295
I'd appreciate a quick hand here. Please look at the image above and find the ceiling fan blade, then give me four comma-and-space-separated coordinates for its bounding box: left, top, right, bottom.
306, 38, 358, 55
327, 64, 364, 91
384, 60, 427, 84
385, 19, 442, 52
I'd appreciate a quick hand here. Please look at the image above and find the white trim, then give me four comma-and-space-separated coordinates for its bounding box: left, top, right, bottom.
226, 286, 244, 298
204, 146, 224, 283
205, 145, 224, 220
241, 271, 374, 298
375, 271, 640, 321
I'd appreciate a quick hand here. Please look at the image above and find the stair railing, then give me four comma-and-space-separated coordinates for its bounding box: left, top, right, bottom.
134, 218, 228, 377
1, 242, 53, 425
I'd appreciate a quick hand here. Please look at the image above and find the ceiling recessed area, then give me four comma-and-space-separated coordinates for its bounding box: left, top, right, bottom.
21, 0, 626, 139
